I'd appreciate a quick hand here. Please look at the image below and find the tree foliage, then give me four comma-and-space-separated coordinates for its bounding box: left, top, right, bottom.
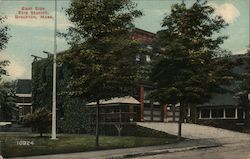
32, 58, 53, 110
62, 0, 143, 102
23, 107, 51, 137
238, 48, 250, 128
32, 58, 95, 133
0, 16, 13, 121
58, 98, 94, 134
150, 0, 232, 105
62, 0, 144, 146
0, 16, 9, 51
65, 0, 142, 45
0, 16, 10, 80
0, 82, 16, 121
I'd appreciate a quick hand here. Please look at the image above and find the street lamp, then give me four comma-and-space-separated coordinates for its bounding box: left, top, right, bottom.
51, 0, 57, 140
42, 50, 57, 140
42, 51, 53, 58
43, 0, 58, 140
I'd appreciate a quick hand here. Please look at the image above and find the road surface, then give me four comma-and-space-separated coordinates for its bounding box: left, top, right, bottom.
136, 122, 250, 159
135, 142, 250, 159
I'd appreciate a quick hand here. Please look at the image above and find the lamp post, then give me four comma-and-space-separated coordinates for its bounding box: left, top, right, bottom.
52, 0, 57, 140
42, 50, 57, 140
42, 0, 57, 140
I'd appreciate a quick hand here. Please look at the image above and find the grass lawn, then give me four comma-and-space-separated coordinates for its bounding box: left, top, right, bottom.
0, 134, 178, 158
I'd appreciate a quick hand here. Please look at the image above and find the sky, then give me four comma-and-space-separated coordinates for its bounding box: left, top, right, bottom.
0, 0, 249, 80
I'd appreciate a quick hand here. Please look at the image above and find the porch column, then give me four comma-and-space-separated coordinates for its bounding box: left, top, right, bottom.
223, 108, 226, 119
140, 85, 144, 122
209, 109, 212, 119
163, 104, 168, 122
235, 108, 238, 119
173, 104, 176, 121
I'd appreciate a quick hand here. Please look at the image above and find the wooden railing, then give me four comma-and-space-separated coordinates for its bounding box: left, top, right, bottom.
91, 112, 137, 123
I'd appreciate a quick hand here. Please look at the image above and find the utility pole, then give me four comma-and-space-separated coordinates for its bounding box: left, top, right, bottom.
51, 0, 57, 140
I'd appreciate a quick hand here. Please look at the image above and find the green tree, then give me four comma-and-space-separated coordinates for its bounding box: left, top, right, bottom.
62, 0, 143, 147
58, 98, 94, 134
23, 107, 51, 137
0, 82, 16, 121
238, 48, 250, 130
0, 16, 14, 121
0, 16, 9, 50
151, 1, 231, 139
0, 16, 10, 79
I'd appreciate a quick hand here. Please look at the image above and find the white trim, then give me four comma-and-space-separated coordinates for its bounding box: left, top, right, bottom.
0, 122, 12, 126
223, 108, 226, 119
16, 94, 32, 97
17, 103, 32, 106
199, 117, 240, 120
87, 96, 140, 105
187, 106, 191, 117
199, 108, 238, 120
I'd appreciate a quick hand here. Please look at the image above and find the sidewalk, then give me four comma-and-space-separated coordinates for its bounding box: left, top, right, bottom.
11, 139, 221, 159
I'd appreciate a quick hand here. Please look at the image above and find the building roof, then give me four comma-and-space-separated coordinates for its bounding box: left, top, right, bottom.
197, 93, 239, 107
198, 54, 248, 107
132, 28, 156, 37
15, 79, 32, 94
87, 96, 140, 106
130, 28, 156, 44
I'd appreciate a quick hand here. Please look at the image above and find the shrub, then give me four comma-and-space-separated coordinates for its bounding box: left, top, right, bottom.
23, 107, 51, 137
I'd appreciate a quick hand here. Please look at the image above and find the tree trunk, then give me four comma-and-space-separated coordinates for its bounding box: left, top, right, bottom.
95, 100, 100, 148
40, 132, 43, 137
178, 102, 183, 140
114, 124, 123, 137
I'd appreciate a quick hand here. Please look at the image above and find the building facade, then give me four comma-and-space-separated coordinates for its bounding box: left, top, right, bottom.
15, 79, 32, 120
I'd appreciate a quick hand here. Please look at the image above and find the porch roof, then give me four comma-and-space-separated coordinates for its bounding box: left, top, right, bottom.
197, 93, 239, 107
86, 96, 140, 106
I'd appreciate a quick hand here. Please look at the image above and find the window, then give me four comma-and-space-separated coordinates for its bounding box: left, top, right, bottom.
200, 109, 210, 118
200, 108, 239, 119
187, 106, 191, 117
146, 55, 151, 62
225, 108, 235, 118
212, 109, 224, 118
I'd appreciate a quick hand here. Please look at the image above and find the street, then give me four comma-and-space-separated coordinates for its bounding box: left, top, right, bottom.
135, 123, 250, 159
135, 141, 250, 159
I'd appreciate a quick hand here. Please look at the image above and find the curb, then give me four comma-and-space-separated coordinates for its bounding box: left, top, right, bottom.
105, 144, 221, 159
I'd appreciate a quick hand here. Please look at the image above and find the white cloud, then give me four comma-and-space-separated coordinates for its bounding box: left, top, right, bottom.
210, 3, 240, 24
0, 52, 26, 80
